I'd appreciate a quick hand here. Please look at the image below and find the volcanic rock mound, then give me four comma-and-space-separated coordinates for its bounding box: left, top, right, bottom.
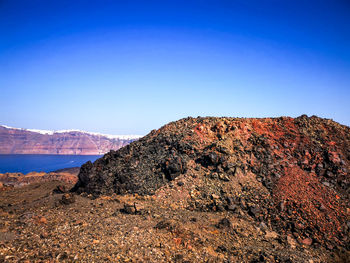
73, 115, 350, 250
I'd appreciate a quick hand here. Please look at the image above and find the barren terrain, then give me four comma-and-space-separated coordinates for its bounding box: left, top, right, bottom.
0, 115, 349, 262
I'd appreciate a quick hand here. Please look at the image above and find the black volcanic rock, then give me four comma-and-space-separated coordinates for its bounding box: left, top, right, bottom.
72, 127, 192, 195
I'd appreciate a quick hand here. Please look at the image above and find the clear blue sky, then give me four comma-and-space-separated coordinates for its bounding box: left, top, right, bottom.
1, 0, 349, 134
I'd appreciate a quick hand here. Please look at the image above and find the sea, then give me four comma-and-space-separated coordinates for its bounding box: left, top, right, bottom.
0, 154, 102, 174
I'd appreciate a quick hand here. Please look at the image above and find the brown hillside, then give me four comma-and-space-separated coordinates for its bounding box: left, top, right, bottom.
73, 115, 349, 251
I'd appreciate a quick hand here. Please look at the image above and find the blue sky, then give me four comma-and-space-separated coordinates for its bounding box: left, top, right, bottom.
0, 0, 349, 134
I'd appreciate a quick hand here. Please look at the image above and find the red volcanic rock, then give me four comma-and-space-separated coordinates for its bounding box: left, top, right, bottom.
300, 237, 313, 246
0, 125, 140, 155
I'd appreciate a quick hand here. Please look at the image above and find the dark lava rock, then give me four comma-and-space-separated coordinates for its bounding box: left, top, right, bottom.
177, 181, 184, 186
60, 193, 75, 205
162, 156, 187, 180
248, 206, 261, 218
72, 126, 191, 195
216, 245, 227, 252
53, 185, 67, 194
155, 219, 178, 232
207, 152, 219, 166
216, 218, 232, 229
120, 202, 144, 215
121, 203, 137, 214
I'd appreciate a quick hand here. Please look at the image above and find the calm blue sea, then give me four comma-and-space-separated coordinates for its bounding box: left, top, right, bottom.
0, 154, 102, 174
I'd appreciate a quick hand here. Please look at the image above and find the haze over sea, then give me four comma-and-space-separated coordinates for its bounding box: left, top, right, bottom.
0, 155, 101, 174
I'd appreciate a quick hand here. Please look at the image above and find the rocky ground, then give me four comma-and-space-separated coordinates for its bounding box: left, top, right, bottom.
1, 180, 348, 262
0, 115, 349, 262
0, 167, 79, 188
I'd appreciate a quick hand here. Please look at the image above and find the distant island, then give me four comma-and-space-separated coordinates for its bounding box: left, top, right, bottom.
0, 125, 142, 155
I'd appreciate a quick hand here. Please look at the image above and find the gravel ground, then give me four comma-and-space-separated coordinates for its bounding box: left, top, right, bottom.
0, 181, 347, 263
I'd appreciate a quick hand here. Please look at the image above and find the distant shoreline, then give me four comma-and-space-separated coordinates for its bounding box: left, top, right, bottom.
0, 154, 102, 174
0, 125, 140, 155
0, 153, 104, 156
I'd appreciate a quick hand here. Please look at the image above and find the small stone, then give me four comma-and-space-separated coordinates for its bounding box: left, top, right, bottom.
177, 181, 184, 186
259, 222, 267, 230
216, 245, 227, 252
300, 237, 313, 246
216, 204, 225, 212
326, 171, 334, 178
53, 185, 66, 194
121, 202, 144, 214
173, 254, 184, 262
216, 218, 231, 229
60, 193, 76, 205
37, 216, 47, 224
264, 230, 278, 239
326, 243, 334, 250
322, 181, 330, 187
190, 190, 199, 199
135, 203, 145, 212
218, 173, 230, 181
211, 194, 220, 200
155, 219, 177, 232
248, 206, 261, 218
295, 223, 305, 229
227, 204, 237, 211
287, 235, 297, 249
208, 152, 219, 165
210, 172, 218, 179
122, 203, 137, 214
56, 252, 68, 260
40, 232, 49, 239
319, 203, 326, 211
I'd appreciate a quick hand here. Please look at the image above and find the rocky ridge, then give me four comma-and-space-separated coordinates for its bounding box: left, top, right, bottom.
0, 125, 141, 155
0, 167, 79, 188
74, 115, 350, 252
